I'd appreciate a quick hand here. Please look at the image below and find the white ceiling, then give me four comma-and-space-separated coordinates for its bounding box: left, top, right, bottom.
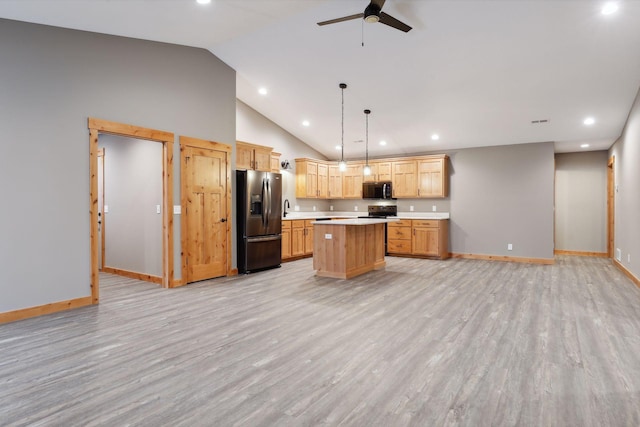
2, 0, 640, 159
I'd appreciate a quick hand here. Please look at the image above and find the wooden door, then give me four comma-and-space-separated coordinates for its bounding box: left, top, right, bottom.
183, 145, 229, 282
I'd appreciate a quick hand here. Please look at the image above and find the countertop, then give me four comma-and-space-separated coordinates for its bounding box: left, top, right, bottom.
311, 218, 400, 225
283, 211, 450, 220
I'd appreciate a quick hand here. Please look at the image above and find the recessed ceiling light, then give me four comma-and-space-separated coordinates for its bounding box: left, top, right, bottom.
379, 140, 387, 146
601, 2, 618, 15
581, 143, 590, 148
302, 120, 310, 127
431, 134, 440, 141
584, 117, 595, 125
335, 145, 341, 151
196, 0, 211, 4
258, 87, 268, 95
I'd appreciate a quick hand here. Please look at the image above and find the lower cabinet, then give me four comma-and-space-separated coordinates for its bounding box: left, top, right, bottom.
388, 219, 449, 259
282, 219, 315, 260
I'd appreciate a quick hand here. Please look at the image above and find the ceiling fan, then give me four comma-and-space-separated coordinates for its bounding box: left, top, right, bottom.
317, 0, 412, 33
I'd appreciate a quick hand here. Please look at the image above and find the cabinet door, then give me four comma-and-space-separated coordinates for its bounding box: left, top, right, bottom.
254, 147, 272, 172
392, 160, 418, 198
236, 143, 254, 170
363, 163, 378, 183
417, 158, 445, 197
317, 163, 329, 199
377, 162, 392, 181
412, 226, 440, 256
306, 162, 318, 198
304, 226, 314, 255
342, 164, 363, 198
328, 165, 343, 198
291, 227, 305, 256
271, 152, 281, 173
281, 229, 291, 259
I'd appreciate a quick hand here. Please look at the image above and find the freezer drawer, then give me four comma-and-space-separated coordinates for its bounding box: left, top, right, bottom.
241, 235, 282, 274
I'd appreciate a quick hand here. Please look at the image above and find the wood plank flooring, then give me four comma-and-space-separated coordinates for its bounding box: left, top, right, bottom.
2, 256, 640, 426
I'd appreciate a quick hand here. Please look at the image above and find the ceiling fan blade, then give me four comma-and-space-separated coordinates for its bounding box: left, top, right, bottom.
378, 11, 412, 32
317, 13, 364, 26
371, 0, 386, 9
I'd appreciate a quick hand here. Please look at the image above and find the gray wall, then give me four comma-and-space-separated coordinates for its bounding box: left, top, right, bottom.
100, 136, 163, 277
0, 19, 235, 312
555, 151, 608, 253
447, 142, 555, 259
610, 86, 640, 279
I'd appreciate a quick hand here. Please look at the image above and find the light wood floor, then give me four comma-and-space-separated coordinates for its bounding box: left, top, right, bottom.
2, 256, 640, 426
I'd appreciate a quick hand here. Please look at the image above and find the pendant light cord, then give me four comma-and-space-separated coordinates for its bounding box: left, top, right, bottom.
341, 86, 344, 164
365, 111, 369, 166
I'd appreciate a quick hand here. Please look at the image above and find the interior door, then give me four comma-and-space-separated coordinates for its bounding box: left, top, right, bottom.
183, 145, 228, 282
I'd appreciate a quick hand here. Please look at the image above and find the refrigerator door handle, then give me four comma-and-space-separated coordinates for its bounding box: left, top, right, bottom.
266, 177, 271, 227
261, 178, 267, 228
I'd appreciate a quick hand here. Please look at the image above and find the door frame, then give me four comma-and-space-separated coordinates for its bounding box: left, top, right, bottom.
97, 147, 105, 270
607, 155, 615, 258
179, 136, 233, 285
89, 117, 175, 304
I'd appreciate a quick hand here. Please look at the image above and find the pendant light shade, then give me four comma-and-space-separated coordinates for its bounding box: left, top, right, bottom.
363, 109, 371, 176
338, 83, 347, 172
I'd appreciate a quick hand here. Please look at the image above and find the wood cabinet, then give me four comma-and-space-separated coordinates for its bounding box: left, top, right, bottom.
342, 163, 363, 198
391, 160, 418, 198
388, 219, 449, 259
271, 152, 281, 173
236, 141, 272, 172
282, 219, 315, 260
363, 161, 392, 182
328, 165, 343, 199
295, 159, 328, 198
417, 157, 448, 198
281, 220, 291, 259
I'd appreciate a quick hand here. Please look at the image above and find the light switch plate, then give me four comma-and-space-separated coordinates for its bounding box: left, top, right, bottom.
104, 205, 109, 213
156, 205, 161, 214
507, 243, 513, 251
173, 205, 181, 215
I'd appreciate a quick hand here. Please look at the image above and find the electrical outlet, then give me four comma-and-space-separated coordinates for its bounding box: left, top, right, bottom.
173, 205, 181, 215
432, 205, 437, 212
104, 205, 109, 213
156, 205, 161, 214
629, 254, 631, 263
330, 205, 334, 211
616, 248, 622, 261
294, 205, 300, 211
354, 206, 358, 211
325, 234, 332, 240
507, 243, 513, 251
410, 206, 414, 212
313, 206, 316, 211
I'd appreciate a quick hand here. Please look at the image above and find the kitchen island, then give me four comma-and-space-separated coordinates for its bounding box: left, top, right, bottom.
312, 218, 399, 279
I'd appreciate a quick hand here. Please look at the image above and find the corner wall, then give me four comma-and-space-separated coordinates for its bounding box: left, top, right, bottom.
0, 19, 235, 313
609, 86, 640, 280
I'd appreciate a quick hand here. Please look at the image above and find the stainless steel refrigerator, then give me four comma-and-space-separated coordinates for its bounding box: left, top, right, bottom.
236, 170, 283, 274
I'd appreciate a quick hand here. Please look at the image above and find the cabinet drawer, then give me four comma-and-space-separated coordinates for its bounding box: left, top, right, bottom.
388, 219, 412, 227
412, 220, 440, 228
292, 220, 305, 229
281, 220, 292, 230
388, 226, 412, 240
388, 240, 412, 254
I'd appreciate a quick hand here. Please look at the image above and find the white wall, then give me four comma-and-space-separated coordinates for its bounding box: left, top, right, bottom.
100, 136, 163, 276
555, 151, 608, 253
610, 86, 640, 279
0, 19, 235, 313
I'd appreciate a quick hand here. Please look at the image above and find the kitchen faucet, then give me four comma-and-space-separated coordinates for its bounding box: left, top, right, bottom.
283, 199, 290, 217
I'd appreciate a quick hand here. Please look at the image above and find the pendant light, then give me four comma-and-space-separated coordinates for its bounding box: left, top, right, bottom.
363, 109, 371, 176
339, 83, 347, 172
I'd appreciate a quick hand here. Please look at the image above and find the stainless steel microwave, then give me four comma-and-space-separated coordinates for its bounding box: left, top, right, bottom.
362, 181, 393, 199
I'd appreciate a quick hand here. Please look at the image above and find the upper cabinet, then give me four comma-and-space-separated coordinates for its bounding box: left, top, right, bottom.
236, 141, 272, 172
391, 160, 418, 198
271, 152, 281, 173
294, 154, 448, 199
363, 161, 392, 183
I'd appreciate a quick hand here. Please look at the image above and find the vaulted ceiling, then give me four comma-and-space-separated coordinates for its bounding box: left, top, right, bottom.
2, 0, 640, 158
